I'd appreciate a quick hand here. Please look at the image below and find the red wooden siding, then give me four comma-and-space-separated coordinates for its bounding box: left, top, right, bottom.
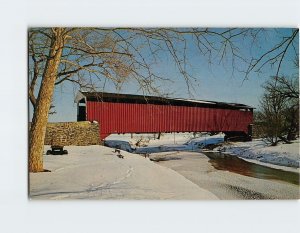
86, 101, 253, 140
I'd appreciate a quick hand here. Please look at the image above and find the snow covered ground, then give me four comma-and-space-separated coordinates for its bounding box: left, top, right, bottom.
105, 133, 299, 169
29, 145, 218, 200
30, 134, 299, 200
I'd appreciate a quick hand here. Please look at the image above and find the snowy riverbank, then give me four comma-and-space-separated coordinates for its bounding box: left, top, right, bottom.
213, 139, 300, 168
106, 133, 299, 169
29, 145, 218, 200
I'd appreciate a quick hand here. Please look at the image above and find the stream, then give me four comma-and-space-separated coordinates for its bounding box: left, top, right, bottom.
203, 152, 299, 185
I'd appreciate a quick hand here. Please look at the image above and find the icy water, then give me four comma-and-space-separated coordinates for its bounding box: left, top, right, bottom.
203, 152, 299, 185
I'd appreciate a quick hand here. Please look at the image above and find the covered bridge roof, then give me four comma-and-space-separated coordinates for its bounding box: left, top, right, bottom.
75, 91, 254, 110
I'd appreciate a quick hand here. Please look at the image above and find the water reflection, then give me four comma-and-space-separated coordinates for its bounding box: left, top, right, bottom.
203, 152, 299, 185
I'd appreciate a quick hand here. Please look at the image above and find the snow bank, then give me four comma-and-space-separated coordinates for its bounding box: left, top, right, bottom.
105, 133, 224, 154
104, 140, 134, 152
214, 139, 300, 168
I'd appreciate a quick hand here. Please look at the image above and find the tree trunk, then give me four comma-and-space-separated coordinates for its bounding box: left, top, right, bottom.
29, 28, 65, 172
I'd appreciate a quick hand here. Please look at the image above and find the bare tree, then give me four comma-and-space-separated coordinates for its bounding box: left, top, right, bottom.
29, 28, 66, 172
264, 76, 299, 101
245, 28, 298, 78
264, 76, 299, 141
257, 76, 299, 145
256, 91, 287, 145
28, 27, 298, 172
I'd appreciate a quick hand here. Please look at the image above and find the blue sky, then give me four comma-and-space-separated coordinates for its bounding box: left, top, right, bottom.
29, 28, 299, 122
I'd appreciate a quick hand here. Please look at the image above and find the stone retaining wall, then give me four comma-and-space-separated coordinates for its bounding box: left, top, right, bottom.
44, 121, 101, 146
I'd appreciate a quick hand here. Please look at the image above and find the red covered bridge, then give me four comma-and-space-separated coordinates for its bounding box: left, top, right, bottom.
75, 91, 253, 141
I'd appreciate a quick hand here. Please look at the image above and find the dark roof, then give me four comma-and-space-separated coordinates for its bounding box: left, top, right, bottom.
75, 91, 254, 110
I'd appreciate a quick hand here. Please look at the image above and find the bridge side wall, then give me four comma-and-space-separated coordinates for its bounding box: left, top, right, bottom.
86, 101, 253, 140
